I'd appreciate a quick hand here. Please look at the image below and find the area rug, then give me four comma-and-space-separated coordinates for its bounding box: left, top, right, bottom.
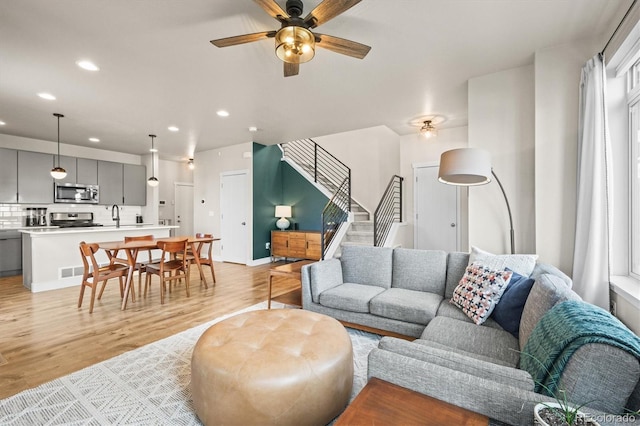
0, 302, 381, 425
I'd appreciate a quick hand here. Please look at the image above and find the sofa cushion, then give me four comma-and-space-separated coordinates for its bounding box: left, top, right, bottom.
391, 248, 447, 294
341, 245, 393, 289
445, 252, 470, 298
519, 273, 580, 351
318, 283, 385, 313
308, 259, 343, 304
469, 246, 538, 277
378, 337, 535, 390
370, 288, 442, 326
413, 340, 516, 368
420, 316, 521, 367
450, 263, 513, 325
491, 269, 535, 338
436, 300, 504, 330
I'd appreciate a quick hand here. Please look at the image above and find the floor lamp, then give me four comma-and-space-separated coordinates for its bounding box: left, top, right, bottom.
438, 148, 515, 254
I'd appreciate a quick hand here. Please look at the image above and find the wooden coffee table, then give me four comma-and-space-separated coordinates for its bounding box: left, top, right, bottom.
336, 378, 489, 426
267, 260, 315, 308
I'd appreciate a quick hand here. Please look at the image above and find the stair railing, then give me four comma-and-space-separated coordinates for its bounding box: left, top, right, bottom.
374, 175, 404, 247
281, 139, 351, 212
321, 177, 350, 260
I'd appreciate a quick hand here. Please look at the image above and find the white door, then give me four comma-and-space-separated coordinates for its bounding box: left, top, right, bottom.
220, 171, 248, 264
175, 183, 194, 236
414, 166, 459, 251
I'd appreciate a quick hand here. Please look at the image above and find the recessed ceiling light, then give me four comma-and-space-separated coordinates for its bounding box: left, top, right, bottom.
0, 121, 6, 126
76, 60, 100, 71
38, 92, 56, 100
89, 137, 100, 142
248, 126, 258, 132
168, 126, 179, 132
216, 110, 229, 117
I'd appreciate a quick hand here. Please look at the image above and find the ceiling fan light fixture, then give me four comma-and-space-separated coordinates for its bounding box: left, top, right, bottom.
275, 26, 315, 64
420, 120, 438, 139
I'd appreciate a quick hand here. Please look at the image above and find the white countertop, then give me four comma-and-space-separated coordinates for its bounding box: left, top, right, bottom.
20, 225, 178, 235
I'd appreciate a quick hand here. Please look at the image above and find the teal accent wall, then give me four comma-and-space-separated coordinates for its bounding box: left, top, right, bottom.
252, 143, 329, 260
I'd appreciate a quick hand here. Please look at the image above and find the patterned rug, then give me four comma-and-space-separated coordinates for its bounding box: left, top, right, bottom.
0, 302, 382, 425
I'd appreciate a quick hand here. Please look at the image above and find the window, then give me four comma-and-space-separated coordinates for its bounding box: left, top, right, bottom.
627, 60, 640, 278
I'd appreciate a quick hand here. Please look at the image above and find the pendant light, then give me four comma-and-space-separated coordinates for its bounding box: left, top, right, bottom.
147, 134, 159, 187
50, 113, 67, 179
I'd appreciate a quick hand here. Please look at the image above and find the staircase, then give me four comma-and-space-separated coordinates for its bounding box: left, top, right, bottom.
280, 140, 374, 258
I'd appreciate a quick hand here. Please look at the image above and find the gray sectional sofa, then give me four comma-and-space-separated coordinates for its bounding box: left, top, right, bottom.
300, 245, 640, 426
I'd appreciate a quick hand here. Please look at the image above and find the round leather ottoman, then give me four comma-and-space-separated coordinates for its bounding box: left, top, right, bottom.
191, 309, 353, 426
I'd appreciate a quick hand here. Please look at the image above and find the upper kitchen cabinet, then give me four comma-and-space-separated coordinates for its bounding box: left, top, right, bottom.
97, 161, 123, 205
0, 148, 18, 203
57, 156, 77, 185
18, 151, 54, 203
123, 164, 146, 205
77, 158, 98, 185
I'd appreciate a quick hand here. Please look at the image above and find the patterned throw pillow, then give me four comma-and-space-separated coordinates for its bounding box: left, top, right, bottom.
450, 263, 513, 325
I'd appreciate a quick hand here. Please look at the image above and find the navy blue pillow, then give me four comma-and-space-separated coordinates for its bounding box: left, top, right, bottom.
491, 269, 535, 338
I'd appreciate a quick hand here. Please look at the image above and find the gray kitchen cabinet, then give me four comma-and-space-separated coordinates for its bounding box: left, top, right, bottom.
77, 158, 98, 184
0, 231, 21, 277
123, 164, 146, 205
0, 148, 18, 203
58, 155, 77, 185
17, 151, 54, 203
97, 160, 124, 205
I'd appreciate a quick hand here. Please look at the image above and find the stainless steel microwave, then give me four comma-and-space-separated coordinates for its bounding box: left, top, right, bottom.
54, 183, 99, 204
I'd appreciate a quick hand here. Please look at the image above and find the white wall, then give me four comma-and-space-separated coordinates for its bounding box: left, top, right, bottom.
399, 126, 469, 249
468, 65, 536, 255
534, 40, 600, 274
193, 143, 253, 259
313, 125, 401, 213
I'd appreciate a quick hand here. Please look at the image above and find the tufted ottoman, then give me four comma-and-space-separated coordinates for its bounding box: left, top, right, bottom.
191, 309, 354, 426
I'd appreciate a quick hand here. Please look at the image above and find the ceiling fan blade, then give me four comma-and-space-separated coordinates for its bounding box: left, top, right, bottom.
304, 0, 362, 28
316, 33, 371, 59
210, 31, 276, 48
284, 62, 299, 77
254, 0, 290, 22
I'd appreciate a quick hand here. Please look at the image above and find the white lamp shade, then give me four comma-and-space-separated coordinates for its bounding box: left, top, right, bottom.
438, 148, 492, 186
275, 205, 292, 218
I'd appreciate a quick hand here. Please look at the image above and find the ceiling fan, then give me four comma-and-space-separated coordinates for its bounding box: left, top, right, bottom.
210, 0, 371, 77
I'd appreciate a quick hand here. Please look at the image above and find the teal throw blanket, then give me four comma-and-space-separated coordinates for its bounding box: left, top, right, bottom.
521, 300, 640, 396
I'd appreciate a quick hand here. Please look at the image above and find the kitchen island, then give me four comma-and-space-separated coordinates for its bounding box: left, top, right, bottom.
20, 225, 177, 292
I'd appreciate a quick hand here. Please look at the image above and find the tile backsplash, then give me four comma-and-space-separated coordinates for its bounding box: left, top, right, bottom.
0, 203, 142, 228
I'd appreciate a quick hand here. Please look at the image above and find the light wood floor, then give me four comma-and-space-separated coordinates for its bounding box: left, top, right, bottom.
0, 261, 300, 400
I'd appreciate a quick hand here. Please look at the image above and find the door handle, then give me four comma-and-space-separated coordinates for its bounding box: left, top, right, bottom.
241, 222, 246, 225
450, 223, 456, 227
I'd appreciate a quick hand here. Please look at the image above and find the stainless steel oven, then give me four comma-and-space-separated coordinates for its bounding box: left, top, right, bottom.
54, 183, 99, 204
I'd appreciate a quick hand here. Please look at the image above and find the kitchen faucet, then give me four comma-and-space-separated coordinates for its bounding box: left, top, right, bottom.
112, 204, 120, 228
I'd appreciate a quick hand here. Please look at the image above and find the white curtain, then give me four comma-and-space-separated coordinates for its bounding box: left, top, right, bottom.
572, 53, 612, 310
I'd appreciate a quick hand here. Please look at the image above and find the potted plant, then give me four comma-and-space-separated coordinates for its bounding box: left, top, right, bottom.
533, 389, 599, 426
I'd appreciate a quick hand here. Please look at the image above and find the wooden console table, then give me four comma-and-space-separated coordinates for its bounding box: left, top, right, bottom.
267, 260, 315, 308
336, 378, 489, 426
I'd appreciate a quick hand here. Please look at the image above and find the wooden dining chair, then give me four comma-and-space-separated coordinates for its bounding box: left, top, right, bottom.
145, 238, 190, 304
123, 234, 154, 295
193, 233, 216, 285
78, 241, 129, 313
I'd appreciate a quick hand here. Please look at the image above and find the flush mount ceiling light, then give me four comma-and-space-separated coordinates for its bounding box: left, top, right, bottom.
188, 158, 194, 170
148, 134, 159, 187
50, 113, 67, 180
420, 120, 438, 139
38, 92, 56, 100
76, 60, 99, 71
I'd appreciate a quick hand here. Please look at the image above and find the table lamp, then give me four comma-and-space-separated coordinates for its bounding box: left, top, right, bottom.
275, 205, 292, 230
438, 148, 515, 254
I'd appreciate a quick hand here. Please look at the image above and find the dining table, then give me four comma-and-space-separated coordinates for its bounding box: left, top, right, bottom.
97, 236, 219, 310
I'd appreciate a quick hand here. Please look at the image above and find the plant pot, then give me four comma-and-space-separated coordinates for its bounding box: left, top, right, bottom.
534, 402, 600, 426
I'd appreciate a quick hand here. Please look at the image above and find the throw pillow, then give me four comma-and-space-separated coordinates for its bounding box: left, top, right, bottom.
491, 269, 535, 338
450, 263, 513, 325
469, 246, 538, 277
